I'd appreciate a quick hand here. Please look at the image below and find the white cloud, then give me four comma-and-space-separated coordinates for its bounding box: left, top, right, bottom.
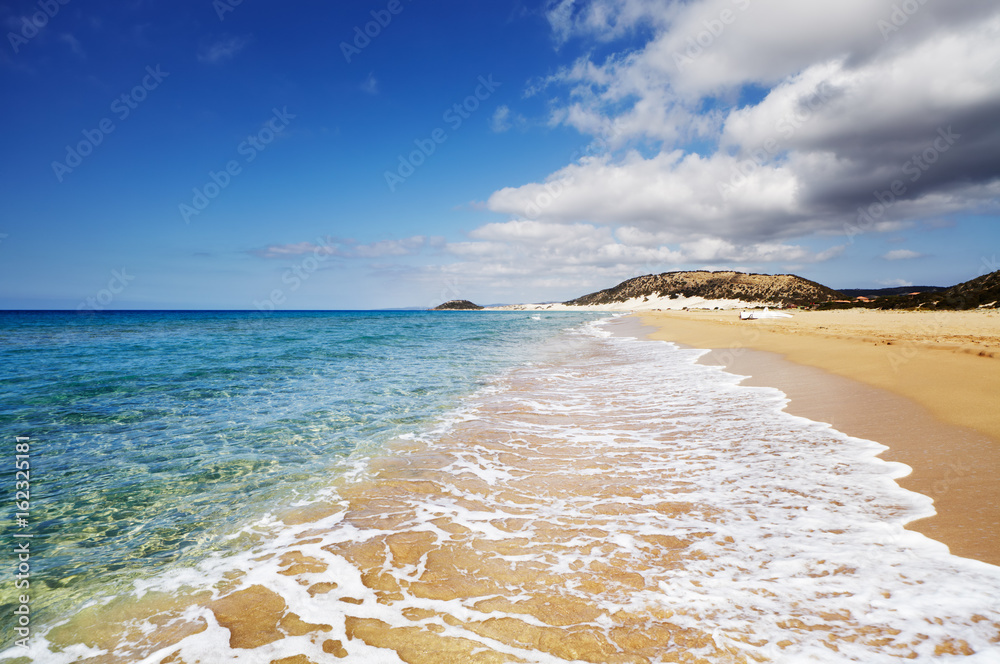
881, 249, 923, 261
494, 0, 1000, 253
198, 35, 250, 64
491, 105, 511, 132
548, 1, 997, 103
58, 33, 84, 57
487, 150, 806, 241
877, 278, 914, 287
443, 219, 840, 290
251, 241, 323, 259
490, 105, 527, 133
361, 73, 379, 95
250, 236, 438, 260
353, 237, 433, 258
264, 223, 842, 305
547, 0, 675, 45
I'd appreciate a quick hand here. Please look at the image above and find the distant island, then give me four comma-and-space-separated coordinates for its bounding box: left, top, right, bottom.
433, 300, 484, 310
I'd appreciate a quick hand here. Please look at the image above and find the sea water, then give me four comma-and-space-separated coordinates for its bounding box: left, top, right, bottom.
0, 312, 998, 663
0, 311, 604, 651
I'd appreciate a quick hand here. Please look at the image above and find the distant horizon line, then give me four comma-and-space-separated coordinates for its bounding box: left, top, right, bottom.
0, 308, 526, 313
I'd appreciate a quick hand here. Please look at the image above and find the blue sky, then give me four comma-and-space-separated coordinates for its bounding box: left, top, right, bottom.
1, 0, 998, 309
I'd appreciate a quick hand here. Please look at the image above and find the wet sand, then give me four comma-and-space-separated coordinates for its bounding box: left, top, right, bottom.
636, 309, 1000, 566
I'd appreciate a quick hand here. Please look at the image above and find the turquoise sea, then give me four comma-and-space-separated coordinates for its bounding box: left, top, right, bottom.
0, 310, 605, 638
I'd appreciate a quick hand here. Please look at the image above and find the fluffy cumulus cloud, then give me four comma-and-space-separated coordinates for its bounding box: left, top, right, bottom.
484, 0, 1000, 260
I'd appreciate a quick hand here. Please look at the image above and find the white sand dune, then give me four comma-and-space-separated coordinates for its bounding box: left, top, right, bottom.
487, 294, 774, 312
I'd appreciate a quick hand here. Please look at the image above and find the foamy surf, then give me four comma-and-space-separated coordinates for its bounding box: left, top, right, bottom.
10, 318, 1000, 663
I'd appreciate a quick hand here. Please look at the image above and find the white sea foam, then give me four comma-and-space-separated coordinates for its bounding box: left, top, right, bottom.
14, 318, 1000, 663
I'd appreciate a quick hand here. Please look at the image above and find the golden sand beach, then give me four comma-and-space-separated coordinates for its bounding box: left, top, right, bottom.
638, 308, 1000, 565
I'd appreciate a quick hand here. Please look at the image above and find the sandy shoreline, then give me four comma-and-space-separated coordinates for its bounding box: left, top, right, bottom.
635, 309, 1000, 566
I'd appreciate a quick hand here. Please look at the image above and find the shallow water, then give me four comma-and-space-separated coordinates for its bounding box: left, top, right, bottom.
3, 314, 999, 663
0, 310, 605, 651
